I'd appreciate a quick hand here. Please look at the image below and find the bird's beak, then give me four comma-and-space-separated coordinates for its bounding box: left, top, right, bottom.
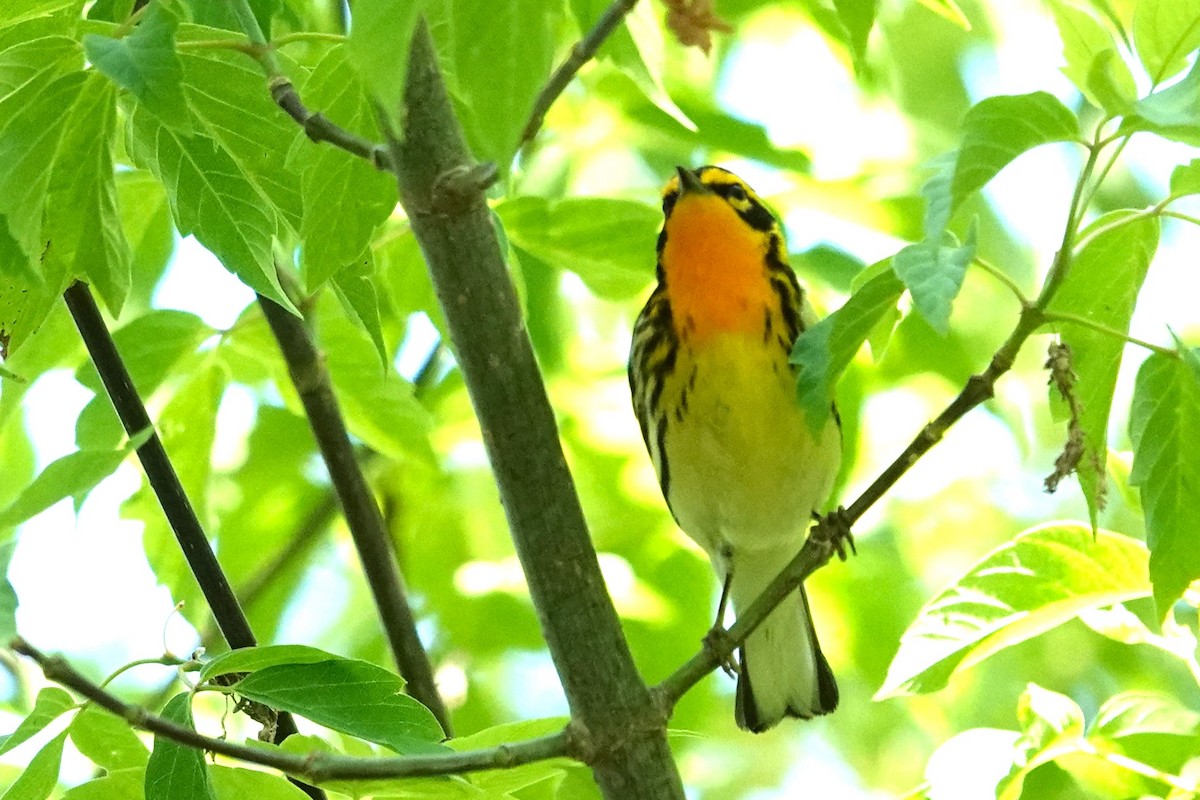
675, 166, 709, 196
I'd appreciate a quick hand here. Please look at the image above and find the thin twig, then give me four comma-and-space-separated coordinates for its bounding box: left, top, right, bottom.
226, 0, 392, 170
520, 0, 639, 146
257, 292, 452, 735
972, 257, 1030, 305
1041, 311, 1177, 357
61, 281, 320, 798
11, 638, 571, 781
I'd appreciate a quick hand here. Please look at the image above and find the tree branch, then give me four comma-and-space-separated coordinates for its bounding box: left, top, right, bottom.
257, 293, 451, 735
11, 638, 570, 782
385, 20, 684, 799
60, 281, 321, 800
226, 0, 392, 170
520, 0, 639, 146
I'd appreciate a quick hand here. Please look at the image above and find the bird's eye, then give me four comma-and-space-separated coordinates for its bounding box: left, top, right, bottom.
727, 184, 748, 202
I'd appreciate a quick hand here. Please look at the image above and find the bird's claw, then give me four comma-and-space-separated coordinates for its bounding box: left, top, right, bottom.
702, 626, 739, 678
813, 506, 856, 562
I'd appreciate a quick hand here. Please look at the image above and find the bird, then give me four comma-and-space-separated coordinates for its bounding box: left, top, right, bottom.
628, 165, 842, 732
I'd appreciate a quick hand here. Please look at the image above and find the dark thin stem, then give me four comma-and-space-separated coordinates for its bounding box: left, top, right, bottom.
64, 282, 256, 649
226, 0, 392, 170
387, 21, 682, 798
61, 281, 318, 798
12, 638, 570, 781
257, 294, 451, 735
520, 0, 639, 146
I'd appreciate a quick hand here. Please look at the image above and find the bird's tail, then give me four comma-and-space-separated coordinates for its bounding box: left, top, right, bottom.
731, 546, 838, 732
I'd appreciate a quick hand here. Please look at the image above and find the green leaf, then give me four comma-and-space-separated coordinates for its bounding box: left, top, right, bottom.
158, 359, 226, 523
918, 0, 971, 28
127, 105, 294, 310
117, 171, 175, 307
791, 268, 905, 432
43, 72, 131, 315
496, 196, 660, 300
446, 0, 560, 171
86, 0, 135, 22
0, 540, 16, 641
1169, 158, 1200, 196
273, 734, 468, 798
877, 523, 1151, 697
448, 718, 570, 796
320, 301, 435, 465
571, 0, 695, 131
1123, 58, 1200, 146
83, 0, 190, 132
69, 704, 149, 770
293, 46, 396, 291
346, 0, 423, 127
1131, 0, 1200, 82
997, 684, 1087, 800
1129, 346, 1200, 618
61, 768, 145, 800
952, 93, 1080, 210
1091, 691, 1200, 741
75, 309, 212, 449
833, 0, 879, 67
332, 255, 388, 366
0, 69, 84, 275
0, 687, 74, 757
1047, 0, 1136, 112
892, 222, 976, 335
176, 38, 303, 232
0, 729, 66, 800
199, 643, 348, 684
1047, 211, 1159, 526
230, 659, 446, 754
145, 694, 214, 800
0, 431, 150, 528
210, 766, 311, 800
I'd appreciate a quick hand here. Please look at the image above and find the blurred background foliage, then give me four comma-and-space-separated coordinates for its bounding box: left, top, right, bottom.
0, 0, 1199, 797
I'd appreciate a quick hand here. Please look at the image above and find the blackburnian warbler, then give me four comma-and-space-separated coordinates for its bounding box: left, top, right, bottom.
629, 166, 841, 732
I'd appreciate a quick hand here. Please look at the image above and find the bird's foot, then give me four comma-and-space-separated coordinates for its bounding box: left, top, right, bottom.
813, 506, 856, 562
702, 626, 739, 678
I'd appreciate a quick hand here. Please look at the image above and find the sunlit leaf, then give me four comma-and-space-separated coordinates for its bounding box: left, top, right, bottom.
878, 523, 1151, 697
145, 694, 213, 800
1131, 0, 1200, 82
496, 196, 660, 300
83, 0, 190, 132
1123, 58, 1200, 146
230, 659, 446, 754
0, 687, 74, 757
1047, 0, 1136, 112
447, 718, 571, 795
952, 93, 1080, 210
997, 684, 1086, 800
0, 430, 150, 528
833, 0, 879, 67
69, 705, 149, 771
210, 766, 311, 800
1169, 158, 1200, 197
61, 768, 144, 800
272, 734, 468, 798
127, 105, 294, 310
43, 73, 131, 315
892, 222, 976, 335
0, 729, 66, 800
1046, 211, 1159, 526
346, 0, 423, 126
1129, 345, 1200, 618
792, 267, 905, 432
199, 643, 348, 683
293, 46, 396, 291
444, 0, 560, 170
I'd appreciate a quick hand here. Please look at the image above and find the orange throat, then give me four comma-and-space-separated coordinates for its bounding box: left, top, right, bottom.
661, 197, 772, 342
